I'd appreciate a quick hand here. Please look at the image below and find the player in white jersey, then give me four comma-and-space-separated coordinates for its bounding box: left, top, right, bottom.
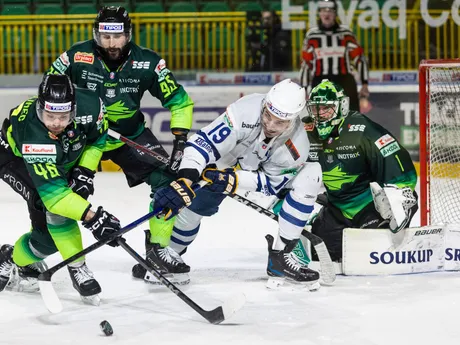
133, 79, 323, 289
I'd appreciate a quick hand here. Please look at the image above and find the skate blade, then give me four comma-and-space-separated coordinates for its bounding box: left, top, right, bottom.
144, 271, 190, 286
80, 294, 101, 306
266, 277, 321, 292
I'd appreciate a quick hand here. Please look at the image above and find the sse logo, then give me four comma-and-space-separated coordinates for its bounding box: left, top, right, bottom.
132, 61, 151, 69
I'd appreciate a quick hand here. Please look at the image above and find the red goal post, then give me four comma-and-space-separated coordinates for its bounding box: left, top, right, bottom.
419, 59, 460, 226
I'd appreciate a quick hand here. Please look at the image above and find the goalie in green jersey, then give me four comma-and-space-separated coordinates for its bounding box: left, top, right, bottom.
301, 80, 418, 262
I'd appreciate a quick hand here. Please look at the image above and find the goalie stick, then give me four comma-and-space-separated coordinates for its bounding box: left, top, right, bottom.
108, 129, 336, 284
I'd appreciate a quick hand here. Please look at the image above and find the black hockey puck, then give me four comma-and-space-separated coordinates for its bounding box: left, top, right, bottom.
100, 320, 113, 336
132, 263, 147, 279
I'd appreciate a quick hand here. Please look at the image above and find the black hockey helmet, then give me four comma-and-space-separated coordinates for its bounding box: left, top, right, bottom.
37, 74, 76, 125
93, 6, 132, 62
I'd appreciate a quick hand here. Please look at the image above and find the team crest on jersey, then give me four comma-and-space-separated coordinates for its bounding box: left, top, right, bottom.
326, 155, 334, 163
109, 72, 115, 79
67, 130, 74, 138
74, 52, 94, 64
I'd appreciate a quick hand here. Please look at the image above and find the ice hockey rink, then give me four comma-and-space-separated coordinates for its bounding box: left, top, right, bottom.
1, 172, 460, 345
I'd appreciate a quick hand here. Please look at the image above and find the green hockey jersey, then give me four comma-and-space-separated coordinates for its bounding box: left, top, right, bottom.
307, 111, 417, 219
47, 40, 193, 150
5, 88, 107, 221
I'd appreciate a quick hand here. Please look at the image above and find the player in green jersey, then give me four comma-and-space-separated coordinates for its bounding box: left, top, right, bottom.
302, 79, 418, 261
46, 6, 194, 284
0, 75, 121, 305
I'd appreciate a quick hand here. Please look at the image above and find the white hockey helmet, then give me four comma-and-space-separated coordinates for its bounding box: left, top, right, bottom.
264, 79, 306, 121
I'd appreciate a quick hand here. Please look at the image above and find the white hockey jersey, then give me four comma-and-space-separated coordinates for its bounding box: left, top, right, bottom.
179, 93, 310, 196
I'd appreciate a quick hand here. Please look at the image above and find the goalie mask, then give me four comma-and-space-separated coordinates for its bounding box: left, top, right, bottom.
304, 79, 350, 140
93, 6, 132, 63
261, 79, 306, 138
37, 74, 76, 136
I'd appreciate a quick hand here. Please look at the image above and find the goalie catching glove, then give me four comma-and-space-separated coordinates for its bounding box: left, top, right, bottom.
82, 206, 121, 247
370, 182, 418, 233
202, 167, 238, 195
153, 178, 196, 220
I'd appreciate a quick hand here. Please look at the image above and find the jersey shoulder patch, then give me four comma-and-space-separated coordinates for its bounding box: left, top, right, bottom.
285, 139, 300, 160
67, 40, 95, 64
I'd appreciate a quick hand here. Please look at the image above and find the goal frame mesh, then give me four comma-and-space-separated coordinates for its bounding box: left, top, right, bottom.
419, 58, 460, 226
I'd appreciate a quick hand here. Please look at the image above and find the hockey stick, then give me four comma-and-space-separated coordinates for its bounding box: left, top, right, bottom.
118, 239, 245, 324
39, 182, 245, 323
229, 194, 336, 285
108, 129, 335, 284
108, 128, 170, 165
38, 210, 158, 314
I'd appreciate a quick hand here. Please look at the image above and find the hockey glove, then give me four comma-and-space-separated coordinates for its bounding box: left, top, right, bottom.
169, 129, 188, 174
82, 206, 121, 247
153, 178, 196, 220
202, 167, 238, 195
69, 166, 95, 200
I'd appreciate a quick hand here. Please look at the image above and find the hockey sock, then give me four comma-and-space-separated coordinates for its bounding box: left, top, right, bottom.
12, 233, 42, 266
170, 224, 200, 254
47, 217, 84, 263
292, 239, 311, 266
148, 201, 176, 247
272, 199, 284, 215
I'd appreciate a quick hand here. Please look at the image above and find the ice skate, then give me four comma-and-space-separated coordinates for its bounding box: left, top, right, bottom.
7, 260, 48, 293
265, 235, 320, 291
0, 244, 14, 292
68, 262, 101, 306
132, 230, 190, 285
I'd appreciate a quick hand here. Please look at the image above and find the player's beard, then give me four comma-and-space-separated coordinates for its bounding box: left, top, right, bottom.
106, 47, 122, 60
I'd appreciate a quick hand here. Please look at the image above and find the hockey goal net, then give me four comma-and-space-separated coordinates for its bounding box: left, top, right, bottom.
419, 59, 460, 226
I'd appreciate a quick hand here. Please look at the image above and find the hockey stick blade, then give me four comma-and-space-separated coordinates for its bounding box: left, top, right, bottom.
38, 277, 63, 314
203, 292, 247, 325
301, 230, 336, 284
118, 239, 245, 324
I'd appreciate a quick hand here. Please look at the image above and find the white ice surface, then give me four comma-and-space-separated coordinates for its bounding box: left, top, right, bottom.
1, 173, 460, 345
